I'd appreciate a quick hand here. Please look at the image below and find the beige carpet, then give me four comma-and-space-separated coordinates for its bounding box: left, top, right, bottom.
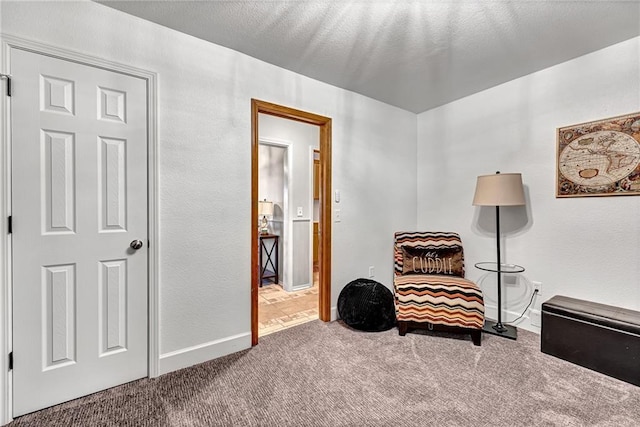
9, 320, 640, 426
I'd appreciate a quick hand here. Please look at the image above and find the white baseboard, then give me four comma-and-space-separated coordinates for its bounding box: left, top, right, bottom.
331, 306, 338, 321
291, 283, 311, 292
158, 332, 251, 375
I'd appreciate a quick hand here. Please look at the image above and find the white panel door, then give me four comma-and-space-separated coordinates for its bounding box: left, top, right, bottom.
11, 49, 148, 416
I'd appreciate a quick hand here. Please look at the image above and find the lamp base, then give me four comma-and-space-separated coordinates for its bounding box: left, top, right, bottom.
482, 319, 517, 340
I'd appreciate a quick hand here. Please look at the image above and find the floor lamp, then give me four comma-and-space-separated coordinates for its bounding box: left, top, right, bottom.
473, 172, 525, 340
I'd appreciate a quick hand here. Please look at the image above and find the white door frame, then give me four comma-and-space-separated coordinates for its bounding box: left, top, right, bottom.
307, 147, 317, 289
0, 34, 159, 425
258, 137, 292, 291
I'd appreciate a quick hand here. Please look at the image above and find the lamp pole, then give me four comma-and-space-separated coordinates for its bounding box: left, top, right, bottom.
493, 203, 507, 333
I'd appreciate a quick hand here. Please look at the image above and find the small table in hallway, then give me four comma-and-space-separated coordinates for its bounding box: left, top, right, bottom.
259, 234, 279, 286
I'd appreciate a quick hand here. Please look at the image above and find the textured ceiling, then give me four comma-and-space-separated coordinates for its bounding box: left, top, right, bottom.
96, 0, 640, 113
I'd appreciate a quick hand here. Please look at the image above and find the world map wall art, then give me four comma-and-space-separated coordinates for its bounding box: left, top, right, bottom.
557, 111, 640, 198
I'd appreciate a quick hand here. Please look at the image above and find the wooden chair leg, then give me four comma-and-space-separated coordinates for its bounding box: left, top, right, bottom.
398, 321, 408, 336
471, 329, 482, 346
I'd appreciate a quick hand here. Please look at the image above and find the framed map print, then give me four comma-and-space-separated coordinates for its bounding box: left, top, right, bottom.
557, 112, 640, 198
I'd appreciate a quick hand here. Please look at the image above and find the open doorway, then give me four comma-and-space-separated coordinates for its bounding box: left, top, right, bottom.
257, 138, 319, 337
251, 99, 332, 345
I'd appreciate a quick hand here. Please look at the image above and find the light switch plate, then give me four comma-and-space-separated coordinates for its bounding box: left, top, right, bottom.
335, 209, 341, 222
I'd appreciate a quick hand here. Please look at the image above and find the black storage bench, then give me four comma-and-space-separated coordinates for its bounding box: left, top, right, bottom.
541, 295, 640, 386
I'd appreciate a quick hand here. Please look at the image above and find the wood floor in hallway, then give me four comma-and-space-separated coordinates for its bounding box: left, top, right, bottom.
258, 274, 319, 336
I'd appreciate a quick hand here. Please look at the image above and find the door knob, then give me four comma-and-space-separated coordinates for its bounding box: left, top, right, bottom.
130, 240, 144, 250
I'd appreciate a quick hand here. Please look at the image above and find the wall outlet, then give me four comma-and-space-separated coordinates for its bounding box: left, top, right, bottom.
368, 266, 375, 278
530, 309, 541, 328
335, 209, 341, 222
297, 207, 303, 217
532, 281, 542, 295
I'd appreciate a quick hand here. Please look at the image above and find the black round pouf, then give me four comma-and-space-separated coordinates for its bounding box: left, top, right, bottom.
338, 278, 396, 332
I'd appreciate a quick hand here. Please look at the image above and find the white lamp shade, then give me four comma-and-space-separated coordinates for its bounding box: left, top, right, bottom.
473, 173, 525, 206
258, 200, 274, 216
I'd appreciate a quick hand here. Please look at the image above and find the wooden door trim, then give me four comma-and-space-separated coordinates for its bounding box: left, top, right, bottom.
251, 99, 332, 346
0, 34, 159, 424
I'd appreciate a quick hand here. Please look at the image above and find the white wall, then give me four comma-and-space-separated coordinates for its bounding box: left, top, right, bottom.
0, 0, 417, 399
258, 145, 285, 218
417, 36, 640, 333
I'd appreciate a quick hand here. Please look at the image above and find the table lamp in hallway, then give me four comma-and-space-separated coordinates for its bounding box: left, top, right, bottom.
258, 199, 274, 234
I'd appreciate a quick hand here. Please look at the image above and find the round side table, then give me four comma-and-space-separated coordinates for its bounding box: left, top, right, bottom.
475, 262, 525, 340
475, 262, 525, 274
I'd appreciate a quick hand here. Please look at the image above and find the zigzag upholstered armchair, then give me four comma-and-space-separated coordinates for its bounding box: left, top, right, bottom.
394, 232, 485, 346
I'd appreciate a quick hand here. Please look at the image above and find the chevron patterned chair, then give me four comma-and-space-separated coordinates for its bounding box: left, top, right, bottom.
393, 231, 485, 346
